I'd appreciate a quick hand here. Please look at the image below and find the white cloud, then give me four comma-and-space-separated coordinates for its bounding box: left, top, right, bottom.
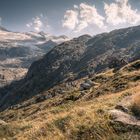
76, 3, 106, 32
26, 1, 140, 35
33, 17, 43, 32
26, 14, 50, 32
62, 3, 106, 32
26, 23, 32, 28
104, 0, 140, 26
62, 10, 78, 30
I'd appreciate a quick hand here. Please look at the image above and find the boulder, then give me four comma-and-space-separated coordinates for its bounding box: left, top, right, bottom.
80, 83, 91, 90
80, 79, 94, 90
35, 94, 52, 103
109, 93, 140, 131
85, 79, 94, 86
110, 109, 140, 130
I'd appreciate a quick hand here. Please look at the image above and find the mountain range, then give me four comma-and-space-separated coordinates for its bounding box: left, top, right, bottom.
0, 25, 140, 139
0, 25, 140, 109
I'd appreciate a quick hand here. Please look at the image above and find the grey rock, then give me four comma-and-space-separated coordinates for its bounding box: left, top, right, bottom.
0, 120, 7, 125
110, 109, 140, 127
80, 83, 92, 90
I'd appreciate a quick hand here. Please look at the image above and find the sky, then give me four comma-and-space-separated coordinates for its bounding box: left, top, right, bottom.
0, 0, 140, 36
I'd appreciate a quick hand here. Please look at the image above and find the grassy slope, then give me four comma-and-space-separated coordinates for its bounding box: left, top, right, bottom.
0, 60, 140, 140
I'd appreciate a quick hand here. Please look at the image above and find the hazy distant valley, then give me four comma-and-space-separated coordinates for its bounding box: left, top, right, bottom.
0, 26, 69, 87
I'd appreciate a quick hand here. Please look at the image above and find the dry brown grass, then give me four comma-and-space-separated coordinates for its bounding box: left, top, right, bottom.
1, 61, 140, 139
0, 90, 127, 140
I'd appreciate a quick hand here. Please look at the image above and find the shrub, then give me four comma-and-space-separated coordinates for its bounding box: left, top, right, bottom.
54, 116, 71, 132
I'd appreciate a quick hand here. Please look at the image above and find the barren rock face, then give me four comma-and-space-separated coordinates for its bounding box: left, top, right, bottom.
110, 109, 140, 126
110, 93, 140, 131
0, 68, 27, 87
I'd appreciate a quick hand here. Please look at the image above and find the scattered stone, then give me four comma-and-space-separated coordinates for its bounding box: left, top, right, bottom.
57, 89, 66, 94
80, 79, 94, 91
45, 94, 52, 100
35, 94, 52, 103
85, 79, 94, 86
0, 120, 7, 125
35, 96, 46, 103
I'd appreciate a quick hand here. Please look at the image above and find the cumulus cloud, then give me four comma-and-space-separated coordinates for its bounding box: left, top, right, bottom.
33, 17, 43, 32
104, 0, 140, 25
76, 3, 106, 32
26, 14, 50, 32
26, 1, 140, 35
62, 10, 78, 30
62, 3, 106, 32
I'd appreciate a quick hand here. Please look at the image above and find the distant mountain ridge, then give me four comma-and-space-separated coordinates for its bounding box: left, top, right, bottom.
0, 26, 69, 86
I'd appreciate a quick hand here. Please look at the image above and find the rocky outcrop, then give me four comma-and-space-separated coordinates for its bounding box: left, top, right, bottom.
110, 93, 140, 132
110, 109, 140, 126
110, 109, 140, 132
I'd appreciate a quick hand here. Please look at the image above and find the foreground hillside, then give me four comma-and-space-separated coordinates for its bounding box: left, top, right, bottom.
0, 60, 140, 140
